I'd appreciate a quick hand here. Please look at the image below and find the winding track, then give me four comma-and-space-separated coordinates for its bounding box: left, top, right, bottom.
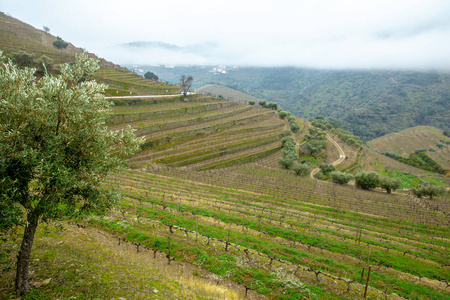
310, 133, 346, 178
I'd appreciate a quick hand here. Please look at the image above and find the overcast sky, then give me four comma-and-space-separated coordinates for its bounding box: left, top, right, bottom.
2, 0, 450, 70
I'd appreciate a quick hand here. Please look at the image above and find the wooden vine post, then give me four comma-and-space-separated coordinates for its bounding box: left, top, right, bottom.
364, 265, 372, 298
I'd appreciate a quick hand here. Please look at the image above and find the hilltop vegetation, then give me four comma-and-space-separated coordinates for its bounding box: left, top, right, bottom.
141, 67, 450, 140
0, 12, 177, 96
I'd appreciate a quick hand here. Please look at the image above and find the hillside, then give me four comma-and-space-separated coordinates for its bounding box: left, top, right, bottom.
196, 84, 266, 105
2, 14, 450, 300
109, 94, 291, 170
368, 126, 450, 171
0, 12, 178, 96
138, 66, 450, 141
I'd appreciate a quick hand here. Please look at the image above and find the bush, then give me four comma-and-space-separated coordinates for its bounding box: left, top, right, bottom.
53, 36, 69, 49
443, 130, 450, 137
319, 163, 336, 175
354, 171, 380, 190
248, 100, 255, 105
292, 161, 310, 176
314, 171, 324, 180
330, 171, 353, 184
9, 51, 34, 68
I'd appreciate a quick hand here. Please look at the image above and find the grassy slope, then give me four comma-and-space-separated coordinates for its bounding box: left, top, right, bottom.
0, 223, 242, 299
196, 84, 266, 105
0, 12, 177, 96
368, 126, 450, 170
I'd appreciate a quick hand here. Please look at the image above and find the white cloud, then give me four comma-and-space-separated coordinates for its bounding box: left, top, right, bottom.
2, 0, 450, 69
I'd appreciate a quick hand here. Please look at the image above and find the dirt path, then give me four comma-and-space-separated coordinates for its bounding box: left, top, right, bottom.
310, 133, 346, 178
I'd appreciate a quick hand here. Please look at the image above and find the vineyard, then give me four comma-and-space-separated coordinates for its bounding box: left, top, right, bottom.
110, 94, 290, 171
94, 67, 179, 96
97, 164, 450, 299
98, 95, 450, 299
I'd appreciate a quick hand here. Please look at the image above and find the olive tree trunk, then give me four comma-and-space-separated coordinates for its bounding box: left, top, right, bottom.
15, 213, 39, 295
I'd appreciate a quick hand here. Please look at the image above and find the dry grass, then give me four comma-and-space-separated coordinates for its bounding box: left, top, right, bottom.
0, 223, 243, 300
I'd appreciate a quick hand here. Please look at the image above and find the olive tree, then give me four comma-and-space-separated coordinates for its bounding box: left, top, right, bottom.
379, 177, 402, 193
0, 51, 143, 295
330, 171, 353, 184
354, 171, 380, 190
412, 182, 445, 199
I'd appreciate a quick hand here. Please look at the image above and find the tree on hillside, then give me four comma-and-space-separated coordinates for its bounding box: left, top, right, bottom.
144, 71, 158, 81
330, 171, 353, 184
43, 26, 50, 33
258, 100, 267, 108
411, 182, 445, 199
379, 177, 402, 193
354, 171, 380, 190
179, 75, 194, 96
0, 51, 143, 295
53, 36, 69, 49
319, 162, 336, 175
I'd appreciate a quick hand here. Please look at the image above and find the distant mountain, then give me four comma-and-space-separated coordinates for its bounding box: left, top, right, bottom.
117, 40, 218, 58
139, 66, 450, 141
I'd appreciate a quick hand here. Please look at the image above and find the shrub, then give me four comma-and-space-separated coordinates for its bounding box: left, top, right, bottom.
9, 51, 34, 68
248, 100, 255, 105
53, 36, 69, 49
314, 171, 324, 180
330, 171, 353, 184
319, 163, 336, 175
292, 161, 310, 176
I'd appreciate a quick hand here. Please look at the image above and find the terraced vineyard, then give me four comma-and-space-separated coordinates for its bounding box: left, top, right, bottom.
99, 95, 449, 299
100, 165, 449, 300
94, 67, 179, 96
368, 126, 450, 170
110, 94, 289, 170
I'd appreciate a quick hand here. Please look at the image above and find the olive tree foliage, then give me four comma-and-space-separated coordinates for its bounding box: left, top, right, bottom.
0, 51, 143, 295
179, 74, 193, 96
53, 36, 69, 49
279, 137, 298, 169
319, 162, 336, 175
412, 182, 445, 199
330, 171, 353, 184
379, 177, 402, 193
144, 71, 158, 81
354, 171, 381, 190
292, 161, 311, 176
